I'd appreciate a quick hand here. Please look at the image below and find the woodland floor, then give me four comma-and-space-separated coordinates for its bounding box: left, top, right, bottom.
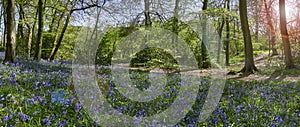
226, 52, 300, 82
1, 51, 299, 82
113, 51, 300, 82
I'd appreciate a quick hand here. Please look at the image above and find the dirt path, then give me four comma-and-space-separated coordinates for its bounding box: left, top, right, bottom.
225, 52, 300, 82
113, 52, 300, 82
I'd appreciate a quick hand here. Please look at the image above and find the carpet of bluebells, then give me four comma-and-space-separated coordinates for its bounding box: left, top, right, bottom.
0, 54, 299, 126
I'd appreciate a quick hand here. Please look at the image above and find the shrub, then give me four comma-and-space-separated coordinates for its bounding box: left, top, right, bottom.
130, 47, 178, 70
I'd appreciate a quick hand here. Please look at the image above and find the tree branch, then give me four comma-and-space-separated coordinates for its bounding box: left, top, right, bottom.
71, 0, 106, 13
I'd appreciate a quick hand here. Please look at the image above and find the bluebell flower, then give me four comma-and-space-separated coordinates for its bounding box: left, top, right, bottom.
23, 114, 30, 121
211, 118, 217, 125
75, 103, 81, 112
62, 111, 67, 116
3, 116, 9, 121
274, 115, 283, 124
51, 89, 68, 105
9, 114, 13, 119
18, 112, 23, 118
222, 113, 227, 121
236, 119, 240, 123
62, 119, 68, 125
42, 118, 51, 126
134, 118, 142, 125
77, 113, 82, 119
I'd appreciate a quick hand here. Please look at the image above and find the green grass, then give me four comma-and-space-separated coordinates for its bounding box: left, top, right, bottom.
229, 50, 269, 65
257, 68, 300, 75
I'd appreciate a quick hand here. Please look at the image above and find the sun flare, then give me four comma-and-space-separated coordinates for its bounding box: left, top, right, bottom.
273, 1, 300, 21
285, 2, 297, 20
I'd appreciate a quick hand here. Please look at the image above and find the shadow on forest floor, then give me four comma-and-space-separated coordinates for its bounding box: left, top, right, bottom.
228, 68, 300, 82
227, 52, 300, 82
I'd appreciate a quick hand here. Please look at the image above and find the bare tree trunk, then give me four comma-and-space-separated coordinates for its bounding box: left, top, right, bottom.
144, 0, 152, 27
3, 0, 16, 63
279, 0, 294, 69
48, 13, 71, 61
34, 0, 44, 61
0, 6, 2, 47
171, 0, 180, 55
17, 3, 24, 39
49, 10, 58, 33
239, 0, 258, 75
201, 0, 211, 68
27, 27, 33, 58
233, 2, 240, 56
48, 0, 71, 61
49, 0, 77, 61
225, 0, 230, 66
233, 18, 239, 56
263, 0, 278, 56
254, 0, 259, 43
217, 19, 225, 64
217, 1, 227, 64
2, 0, 7, 48
24, 9, 38, 59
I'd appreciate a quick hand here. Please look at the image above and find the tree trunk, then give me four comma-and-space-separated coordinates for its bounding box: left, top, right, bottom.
17, 3, 24, 39
19, 1, 33, 59
0, 6, 2, 47
23, 13, 32, 59
225, 0, 230, 66
48, 13, 71, 61
34, 0, 44, 61
254, 0, 259, 43
233, 18, 239, 56
27, 27, 33, 58
2, 0, 7, 48
201, 0, 211, 69
217, 19, 225, 64
239, 0, 258, 75
25, 10, 38, 59
3, 0, 16, 63
263, 0, 278, 56
171, 0, 180, 55
48, 13, 65, 60
49, 10, 58, 33
233, 1, 240, 56
217, 2, 227, 64
144, 0, 152, 27
279, 0, 294, 69
48, 0, 77, 61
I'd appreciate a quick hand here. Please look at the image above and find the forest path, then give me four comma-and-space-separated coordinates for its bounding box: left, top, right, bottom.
112, 52, 300, 82
226, 51, 300, 82
1, 51, 298, 82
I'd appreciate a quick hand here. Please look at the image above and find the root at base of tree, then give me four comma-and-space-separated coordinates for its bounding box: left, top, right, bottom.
238, 65, 259, 76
